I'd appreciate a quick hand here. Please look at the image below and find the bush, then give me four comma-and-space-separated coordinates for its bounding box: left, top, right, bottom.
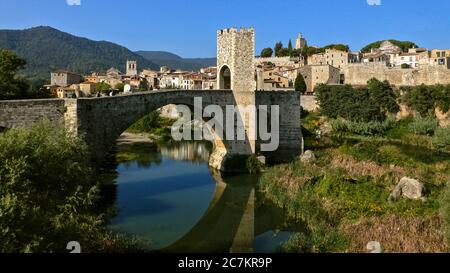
403, 84, 450, 117
330, 116, 397, 136
408, 116, 438, 136
0, 120, 146, 252
316, 78, 399, 123
246, 155, 264, 174
401, 63, 411, 69
433, 126, 450, 152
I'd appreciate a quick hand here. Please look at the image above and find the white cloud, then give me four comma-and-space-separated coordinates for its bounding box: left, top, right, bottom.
367, 0, 381, 5
67, 0, 81, 6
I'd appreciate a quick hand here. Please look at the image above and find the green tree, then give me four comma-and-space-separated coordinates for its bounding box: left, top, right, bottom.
277, 48, 291, 57
288, 39, 293, 55
260, 47, 273, 58
96, 82, 111, 93
403, 84, 436, 117
0, 49, 30, 100
316, 78, 399, 122
294, 73, 307, 93
114, 82, 125, 92
274, 42, 283, 57
367, 78, 399, 115
323, 44, 350, 52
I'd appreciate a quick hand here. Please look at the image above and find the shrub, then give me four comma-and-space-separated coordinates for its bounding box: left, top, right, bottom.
403, 84, 450, 117
408, 116, 438, 136
433, 126, 450, 152
401, 63, 411, 69
330, 116, 396, 136
0, 120, 146, 252
246, 155, 264, 174
316, 78, 398, 123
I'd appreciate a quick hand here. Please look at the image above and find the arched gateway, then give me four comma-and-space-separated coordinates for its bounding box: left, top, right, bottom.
0, 28, 302, 172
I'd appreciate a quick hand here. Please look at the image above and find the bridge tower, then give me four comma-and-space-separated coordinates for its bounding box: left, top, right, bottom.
209, 28, 258, 171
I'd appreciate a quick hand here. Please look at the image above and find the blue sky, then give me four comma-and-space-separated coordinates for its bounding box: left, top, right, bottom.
0, 0, 449, 57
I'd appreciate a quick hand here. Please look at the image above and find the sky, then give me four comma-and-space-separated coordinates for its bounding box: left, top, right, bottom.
0, 0, 449, 58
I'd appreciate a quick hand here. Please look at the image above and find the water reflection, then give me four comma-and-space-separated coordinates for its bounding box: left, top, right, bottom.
103, 134, 303, 252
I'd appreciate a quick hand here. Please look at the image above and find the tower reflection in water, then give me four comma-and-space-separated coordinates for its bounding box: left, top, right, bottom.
103, 139, 304, 253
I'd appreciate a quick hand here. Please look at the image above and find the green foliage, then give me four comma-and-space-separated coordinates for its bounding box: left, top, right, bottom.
408, 116, 438, 136
114, 82, 125, 92
294, 73, 307, 93
127, 111, 175, 136
0, 27, 158, 81
330, 116, 397, 136
403, 84, 450, 117
96, 82, 111, 93
274, 42, 283, 57
323, 44, 349, 52
401, 63, 411, 69
0, 120, 147, 252
360, 40, 418, 53
246, 155, 263, 174
367, 78, 400, 114
315, 78, 399, 122
440, 184, 450, 245
260, 160, 348, 253
433, 126, 450, 152
260, 48, 273, 58
0, 49, 30, 100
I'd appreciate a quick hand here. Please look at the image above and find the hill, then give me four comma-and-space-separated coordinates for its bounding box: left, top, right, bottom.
136, 50, 216, 71
361, 40, 419, 53
0, 26, 159, 81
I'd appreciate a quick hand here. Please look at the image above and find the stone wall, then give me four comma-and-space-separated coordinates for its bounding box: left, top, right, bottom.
255, 56, 297, 67
343, 63, 450, 86
256, 91, 302, 163
301, 95, 319, 112
0, 98, 65, 128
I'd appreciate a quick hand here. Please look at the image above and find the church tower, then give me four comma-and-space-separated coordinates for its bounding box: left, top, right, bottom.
126, 60, 137, 76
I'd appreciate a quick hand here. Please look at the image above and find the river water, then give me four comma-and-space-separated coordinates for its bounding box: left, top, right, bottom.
102, 136, 301, 253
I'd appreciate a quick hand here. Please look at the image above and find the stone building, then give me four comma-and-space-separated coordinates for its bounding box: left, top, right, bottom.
308, 49, 350, 69
126, 60, 137, 76
79, 82, 96, 96
297, 64, 340, 93
362, 40, 402, 66
50, 70, 82, 87
429, 49, 450, 68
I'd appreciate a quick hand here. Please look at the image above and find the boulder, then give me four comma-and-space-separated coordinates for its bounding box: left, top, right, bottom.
256, 155, 266, 165
300, 150, 316, 163
389, 177, 425, 201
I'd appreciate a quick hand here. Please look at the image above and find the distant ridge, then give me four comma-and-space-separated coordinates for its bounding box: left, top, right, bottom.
136, 50, 216, 71
0, 26, 159, 80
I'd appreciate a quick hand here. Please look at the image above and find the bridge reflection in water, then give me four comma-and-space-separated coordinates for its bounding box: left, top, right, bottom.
106, 138, 305, 253
162, 171, 305, 253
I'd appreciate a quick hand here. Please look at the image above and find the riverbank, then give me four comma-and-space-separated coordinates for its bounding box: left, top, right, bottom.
260, 111, 450, 253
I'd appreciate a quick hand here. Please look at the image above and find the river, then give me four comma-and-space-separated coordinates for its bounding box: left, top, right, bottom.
101, 133, 302, 253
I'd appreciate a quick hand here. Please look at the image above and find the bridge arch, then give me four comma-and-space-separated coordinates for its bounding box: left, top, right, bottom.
68, 90, 235, 167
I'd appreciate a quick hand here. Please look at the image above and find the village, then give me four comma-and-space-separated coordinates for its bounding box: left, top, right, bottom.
46, 32, 450, 99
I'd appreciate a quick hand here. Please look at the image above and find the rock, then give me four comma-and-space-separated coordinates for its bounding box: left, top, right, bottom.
300, 150, 316, 163
319, 117, 332, 135
256, 155, 266, 165
389, 177, 425, 201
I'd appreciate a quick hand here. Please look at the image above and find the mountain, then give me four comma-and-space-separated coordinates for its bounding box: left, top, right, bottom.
136, 50, 216, 71
0, 26, 159, 81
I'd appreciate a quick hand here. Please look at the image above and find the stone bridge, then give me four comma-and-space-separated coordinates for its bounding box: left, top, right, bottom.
0, 27, 303, 172
0, 89, 302, 172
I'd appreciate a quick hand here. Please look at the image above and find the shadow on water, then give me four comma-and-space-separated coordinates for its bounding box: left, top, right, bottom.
99, 136, 305, 253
